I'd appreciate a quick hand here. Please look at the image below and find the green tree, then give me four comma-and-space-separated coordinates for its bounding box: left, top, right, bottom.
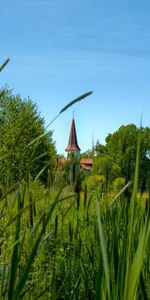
138, 126, 150, 191
106, 124, 138, 180
104, 124, 150, 191
92, 155, 121, 186
94, 140, 107, 156
0, 87, 56, 187
91, 124, 150, 192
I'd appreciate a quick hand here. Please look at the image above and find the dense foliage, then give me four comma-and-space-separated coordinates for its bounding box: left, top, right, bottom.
0, 172, 150, 299
94, 124, 150, 192
0, 71, 149, 298
0, 87, 56, 188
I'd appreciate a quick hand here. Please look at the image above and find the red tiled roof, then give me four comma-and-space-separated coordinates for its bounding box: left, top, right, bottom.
80, 158, 93, 166
82, 165, 92, 170
58, 157, 66, 164
65, 118, 81, 152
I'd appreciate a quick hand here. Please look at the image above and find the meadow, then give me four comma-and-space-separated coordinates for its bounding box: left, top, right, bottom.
0, 62, 150, 299
0, 158, 150, 299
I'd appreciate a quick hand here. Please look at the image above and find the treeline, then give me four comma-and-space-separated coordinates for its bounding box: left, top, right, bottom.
1, 86, 150, 194
83, 124, 150, 193
0, 86, 150, 299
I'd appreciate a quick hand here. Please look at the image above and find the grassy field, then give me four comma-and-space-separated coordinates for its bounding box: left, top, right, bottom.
0, 169, 150, 299
0, 87, 149, 299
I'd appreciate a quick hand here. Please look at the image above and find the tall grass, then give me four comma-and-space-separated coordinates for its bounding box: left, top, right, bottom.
0, 58, 10, 72
94, 133, 150, 300
0, 168, 150, 299
0, 88, 150, 298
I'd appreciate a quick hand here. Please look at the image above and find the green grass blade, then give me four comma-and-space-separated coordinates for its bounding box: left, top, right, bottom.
95, 199, 110, 299
8, 191, 22, 299
13, 190, 75, 299
127, 192, 150, 299
31, 151, 49, 163
0, 58, 10, 72
124, 131, 141, 300
109, 181, 131, 208
59, 91, 93, 114
0, 184, 18, 201
0, 198, 38, 238
35, 162, 51, 181
127, 221, 150, 299
27, 91, 93, 148
95, 254, 104, 300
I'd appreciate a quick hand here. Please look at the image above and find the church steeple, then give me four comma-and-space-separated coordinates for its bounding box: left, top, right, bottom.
65, 118, 81, 158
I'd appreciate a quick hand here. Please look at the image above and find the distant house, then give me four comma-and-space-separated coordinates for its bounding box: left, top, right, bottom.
80, 158, 93, 175
57, 156, 66, 165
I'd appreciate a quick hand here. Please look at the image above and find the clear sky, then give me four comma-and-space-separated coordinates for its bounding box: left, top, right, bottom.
1, 0, 150, 155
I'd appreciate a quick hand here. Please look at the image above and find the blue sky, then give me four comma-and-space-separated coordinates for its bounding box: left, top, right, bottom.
1, 0, 150, 155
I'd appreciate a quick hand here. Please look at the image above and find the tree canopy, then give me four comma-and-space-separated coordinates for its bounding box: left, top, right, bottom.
0, 87, 56, 187
94, 124, 150, 191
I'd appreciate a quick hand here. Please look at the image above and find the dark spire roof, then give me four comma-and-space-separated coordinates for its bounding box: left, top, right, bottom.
65, 118, 81, 152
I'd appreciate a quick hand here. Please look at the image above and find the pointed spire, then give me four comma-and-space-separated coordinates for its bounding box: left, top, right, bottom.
65, 118, 81, 153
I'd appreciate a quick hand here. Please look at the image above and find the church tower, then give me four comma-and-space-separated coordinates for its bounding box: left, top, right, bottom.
65, 118, 81, 159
